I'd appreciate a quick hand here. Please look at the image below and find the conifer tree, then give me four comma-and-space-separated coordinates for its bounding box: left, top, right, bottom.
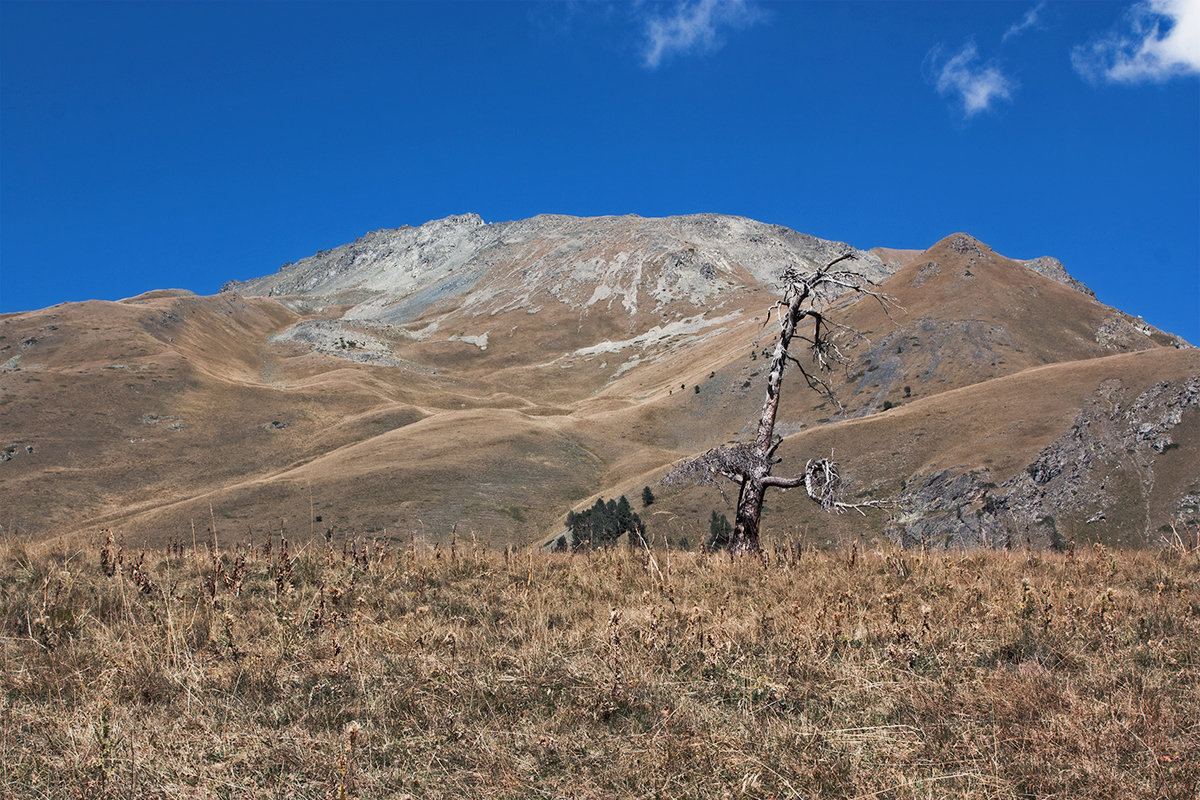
565, 494, 645, 551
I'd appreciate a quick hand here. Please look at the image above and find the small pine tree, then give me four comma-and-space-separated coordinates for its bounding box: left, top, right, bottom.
707, 510, 733, 551
615, 495, 632, 529
592, 499, 610, 545
642, 486, 655, 507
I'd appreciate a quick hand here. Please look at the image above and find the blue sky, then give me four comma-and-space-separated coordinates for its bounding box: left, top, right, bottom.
2, 1, 1198, 343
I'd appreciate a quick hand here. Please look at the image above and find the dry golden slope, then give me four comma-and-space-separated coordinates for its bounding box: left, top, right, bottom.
0, 228, 1195, 549
0, 284, 768, 544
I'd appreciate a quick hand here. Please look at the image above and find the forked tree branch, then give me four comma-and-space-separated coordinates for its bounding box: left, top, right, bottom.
660, 252, 896, 552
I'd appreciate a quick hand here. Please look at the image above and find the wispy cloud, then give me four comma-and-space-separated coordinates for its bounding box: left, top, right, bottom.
927, 41, 1016, 118
640, 0, 763, 69
1072, 0, 1200, 83
1002, 2, 1047, 43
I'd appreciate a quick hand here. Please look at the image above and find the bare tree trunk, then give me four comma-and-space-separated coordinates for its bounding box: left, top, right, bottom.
731, 472, 766, 552
730, 269, 817, 552
754, 276, 810, 452
661, 254, 890, 554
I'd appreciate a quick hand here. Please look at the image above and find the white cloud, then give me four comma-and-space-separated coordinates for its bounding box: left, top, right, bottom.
641, 0, 763, 69
928, 41, 1016, 118
1002, 2, 1047, 43
1072, 0, 1200, 83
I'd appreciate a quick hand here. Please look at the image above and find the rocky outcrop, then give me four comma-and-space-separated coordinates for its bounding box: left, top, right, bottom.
1094, 313, 1190, 351
888, 376, 1200, 548
1021, 256, 1095, 297
223, 213, 889, 326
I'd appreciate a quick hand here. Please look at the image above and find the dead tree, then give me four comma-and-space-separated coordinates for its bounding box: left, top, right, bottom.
663, 254, 891, 553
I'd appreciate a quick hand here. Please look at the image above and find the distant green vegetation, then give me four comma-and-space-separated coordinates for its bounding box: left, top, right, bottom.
707, 510, 733, 550
565, 495, 645, 550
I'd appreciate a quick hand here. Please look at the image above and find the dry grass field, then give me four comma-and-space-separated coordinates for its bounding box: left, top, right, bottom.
3, 526, 1198, 799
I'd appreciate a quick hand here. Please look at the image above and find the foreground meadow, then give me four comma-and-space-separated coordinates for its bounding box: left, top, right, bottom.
1, 530, 1197, 799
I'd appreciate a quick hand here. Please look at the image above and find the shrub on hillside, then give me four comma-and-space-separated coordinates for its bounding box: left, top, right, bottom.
565, 495, 644, 550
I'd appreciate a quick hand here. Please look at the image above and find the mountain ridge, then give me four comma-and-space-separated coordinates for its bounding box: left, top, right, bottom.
2, 213, 1194, 549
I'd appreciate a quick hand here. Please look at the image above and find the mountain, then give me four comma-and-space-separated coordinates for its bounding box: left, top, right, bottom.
1, 214, 1195, 550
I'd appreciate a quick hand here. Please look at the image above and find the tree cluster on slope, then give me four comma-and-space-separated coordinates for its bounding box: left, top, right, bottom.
565, 495, 645, 551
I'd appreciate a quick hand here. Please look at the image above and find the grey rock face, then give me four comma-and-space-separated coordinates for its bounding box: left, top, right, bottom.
1020, 256, 1096, 298
268, 319, 409, 366
224, 213, 889, 326
888, 376, 1200, 548
227, 213, 491, 306
1094, 313, 1190, 351
887, 469, 998, 549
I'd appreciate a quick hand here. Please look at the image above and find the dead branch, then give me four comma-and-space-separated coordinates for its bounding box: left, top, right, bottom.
659, 252, 896, 552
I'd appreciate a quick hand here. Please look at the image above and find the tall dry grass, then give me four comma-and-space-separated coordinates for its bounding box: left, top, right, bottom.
1, 527, 1197, 798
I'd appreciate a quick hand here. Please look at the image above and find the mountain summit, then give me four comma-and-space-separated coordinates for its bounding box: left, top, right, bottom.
2, 214, 1195, 548
226, 213, 893, 317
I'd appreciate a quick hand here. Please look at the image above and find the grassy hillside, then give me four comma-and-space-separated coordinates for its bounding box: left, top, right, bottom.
3, 528, 1197, 798
3, 227, 1195, 547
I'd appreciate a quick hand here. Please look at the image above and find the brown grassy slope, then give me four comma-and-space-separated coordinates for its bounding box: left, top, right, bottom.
627, 345, 1200, 551
68, 300, 775, 544
828, 233, 1170, 418
868, 246, 924, 269
2, 232, 1192, 548
0, 284, 774, 544
3, 534, 1197, 799
0, 295, 427, 538
1, 295, 295, 529
85, 408, 612, 544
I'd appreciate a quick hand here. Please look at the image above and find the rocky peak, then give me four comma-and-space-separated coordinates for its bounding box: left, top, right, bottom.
926, 233, 1096, 297
941, 233, 991, 258
1021, 256, 1095, 298
224, 213, 889, 326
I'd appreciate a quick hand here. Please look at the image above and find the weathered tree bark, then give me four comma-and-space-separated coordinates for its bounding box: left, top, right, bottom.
729, 256, 840, 551
663, 253, 891, 554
